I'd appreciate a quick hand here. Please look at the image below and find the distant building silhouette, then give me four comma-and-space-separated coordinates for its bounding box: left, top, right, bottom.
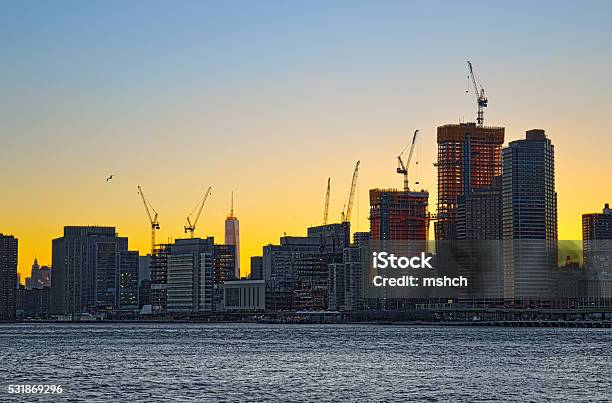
250, 256, 263, 280
0, 234, 18, 321
25, 258, 51, 290
225, 194, 240, 279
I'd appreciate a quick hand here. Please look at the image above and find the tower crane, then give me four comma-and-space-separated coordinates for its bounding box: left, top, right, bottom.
467, 61, 488, 127
184, 186, 212, 238
397, 129, 419, 191
137, 186, 160, 254
341, 161, 360, 223
322, 178, 331, 225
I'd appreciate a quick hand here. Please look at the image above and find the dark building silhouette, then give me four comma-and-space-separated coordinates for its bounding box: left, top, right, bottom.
457, 176, 502, 240
0, 234, 18, 321
50, 226, 139, 314
435, 123, 504, 240
250, 256, 263, 280
502, 130, 558, 300
16, 286, 50, 318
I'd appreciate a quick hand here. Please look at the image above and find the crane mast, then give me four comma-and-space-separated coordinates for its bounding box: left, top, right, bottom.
322, 178, 330, 225
467, 60, 488, 127
341, 161, 360, 223
397, 129, 419, 191
184, 186, 212, 238
137, 186, 160, 254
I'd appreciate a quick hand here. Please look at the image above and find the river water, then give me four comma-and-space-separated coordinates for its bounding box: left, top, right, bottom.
0, 323, 610, 401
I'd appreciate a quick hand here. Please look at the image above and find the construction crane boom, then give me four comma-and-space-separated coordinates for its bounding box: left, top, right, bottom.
184, 186, 212, 238
341, 161, 360, 223
467, 60, 488, 127
137, 186, 160, 254
397, 129, 419, 191
322, 178, 330, 225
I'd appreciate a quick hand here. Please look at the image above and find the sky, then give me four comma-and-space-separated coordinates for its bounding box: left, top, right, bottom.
1, 1, 611, 281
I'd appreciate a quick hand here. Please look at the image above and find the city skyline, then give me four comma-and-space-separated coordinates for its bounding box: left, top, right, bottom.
2, 1, 611, 281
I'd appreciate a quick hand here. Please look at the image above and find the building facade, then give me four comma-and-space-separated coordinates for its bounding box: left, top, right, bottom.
502, 130, 558, 300
369, 189, 429, 240
50, 226, 139, 315
0, 234, 18, 321
435, 123, 504, 240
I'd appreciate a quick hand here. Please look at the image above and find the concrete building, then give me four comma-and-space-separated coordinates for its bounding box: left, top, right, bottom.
369, 189, 429, 240
222, 280, 265, 311
582, 203, 612, 271
435, 123, 505, 240
167, 237, 215, 313
263, 223, 350, 311
502, 130, 558, 300
583, 203, 612, 240
225, 195, 240, 279
329, 247, 365, 311
0, 234, 18, 321
16, 286, 50, 318
149, 244, 170, 312
166, 237, 236, 313
457, 176, 502, 240
250, 256, 263, 280
50, 226, 139, 314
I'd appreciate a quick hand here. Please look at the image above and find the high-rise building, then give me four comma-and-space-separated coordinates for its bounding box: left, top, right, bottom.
0, 234, 18, 321
150, 244, 170, 312
369, 189, 429, 240
50, 226, 139, 314
25, 258, 52, 290
457, 176, 502, 240
502, 130, 557, 240
582, 203, 612, 270
166, 237, 236, 313
502, 130, 557, 300
225, 195, 240, 279
435, 123, 504, 240
167, 237, 215, 313
583, 203, 612, 240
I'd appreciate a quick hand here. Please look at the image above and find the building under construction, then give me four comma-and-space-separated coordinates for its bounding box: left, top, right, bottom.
435, 122, 504, 240
369, 189, 429, 240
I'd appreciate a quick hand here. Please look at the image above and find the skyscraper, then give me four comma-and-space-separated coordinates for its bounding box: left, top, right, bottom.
502, 130, 557, 240
0, 234, 18, 321
225, 193, 240, 279
50, 226, 139, 314
502, 129, 558, 300
435, 123, 505, 240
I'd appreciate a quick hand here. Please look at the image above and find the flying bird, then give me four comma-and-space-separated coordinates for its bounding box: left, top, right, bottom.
106, 174, 114, 182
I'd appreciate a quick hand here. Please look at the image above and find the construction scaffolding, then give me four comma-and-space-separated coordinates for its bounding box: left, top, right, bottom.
435, 123, 504, 240
369, 188, 430, 241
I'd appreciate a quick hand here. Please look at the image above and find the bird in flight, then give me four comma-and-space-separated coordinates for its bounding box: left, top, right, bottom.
106, 174, 114, 182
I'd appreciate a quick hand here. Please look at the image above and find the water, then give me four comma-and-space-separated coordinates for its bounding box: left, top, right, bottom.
0, 323, 611, 402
